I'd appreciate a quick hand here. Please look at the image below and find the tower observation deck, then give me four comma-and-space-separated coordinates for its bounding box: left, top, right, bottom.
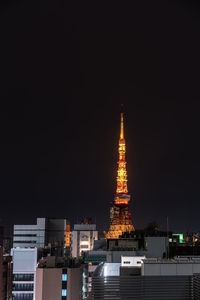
106, 107, 135, 239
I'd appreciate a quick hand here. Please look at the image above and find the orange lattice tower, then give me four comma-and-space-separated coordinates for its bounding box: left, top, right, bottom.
106, 106, 135, 239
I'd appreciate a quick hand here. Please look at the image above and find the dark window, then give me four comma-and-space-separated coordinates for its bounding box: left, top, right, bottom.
13, 274, 34, 282
80, 245, 88, 249
12, 293, 33, 300
14, 241, 37, 244
14, 234, 37, 237
13, 284, 33, 291
62, 282, 67, 289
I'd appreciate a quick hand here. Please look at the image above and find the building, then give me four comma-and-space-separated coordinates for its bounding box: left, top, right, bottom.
106, 107, 134, 239
12, 248, 37, 300
0, 247, 3, 300
35, 256, 84, 300
13, 218, 46, 248
2, 253, 12, 300
71, 218, 98, 258
91, 257, 200, 299
13, 217, 70, 255
36, 268, 62, 300
141, 257, 200, 276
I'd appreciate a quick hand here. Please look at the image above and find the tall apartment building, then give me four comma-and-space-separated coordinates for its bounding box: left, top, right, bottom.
71, 220, 98, 258
12, 248, 37, 300
11, 218, 70, 300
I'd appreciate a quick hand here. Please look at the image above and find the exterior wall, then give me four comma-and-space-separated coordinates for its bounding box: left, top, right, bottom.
71, 231, 78, 258
91, 275, 192, 299
13, 218, 46, 248
103, 263, 121, 276
35, 268, 62, 300
121, 256, 145, 267
46, 219, 66, 246
108, 239, 138, 251
107, 250, 137, 263
71, 225, 98, 258
35, 269, 43, 300
67, 268, 82, 300
13, 218, 68, 250
74, 225, 96, 231
142, 261, 200, 276
0, 247, 3, 300
144, 237, 168, 258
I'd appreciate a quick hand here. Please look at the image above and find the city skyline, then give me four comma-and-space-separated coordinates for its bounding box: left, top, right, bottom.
1, 1, 200, 234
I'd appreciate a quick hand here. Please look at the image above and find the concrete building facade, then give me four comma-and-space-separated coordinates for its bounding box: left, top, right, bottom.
91, 258, 200, 299
13, 218, 70, 255
71, 224, 98, 258
35, 268, 62, 300
13, 218, 46, 248
12, 248, 37, 300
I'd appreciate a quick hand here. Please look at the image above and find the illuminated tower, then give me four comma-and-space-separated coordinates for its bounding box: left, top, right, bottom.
106, 107, 135, 239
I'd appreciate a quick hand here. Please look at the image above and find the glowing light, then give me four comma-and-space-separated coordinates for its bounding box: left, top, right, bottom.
115, 199, 129, 205
106, 108, 135, 239
116, 112, 128, 194
65, 222, 70, 247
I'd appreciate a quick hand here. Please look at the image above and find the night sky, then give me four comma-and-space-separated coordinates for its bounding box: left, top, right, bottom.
1, 1, 200, 234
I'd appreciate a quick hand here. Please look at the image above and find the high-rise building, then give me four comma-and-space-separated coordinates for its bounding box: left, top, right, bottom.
71, 218, 98, 258
11, 248, 37, 300
106, 107, 134, 239
13, 217, 70, 255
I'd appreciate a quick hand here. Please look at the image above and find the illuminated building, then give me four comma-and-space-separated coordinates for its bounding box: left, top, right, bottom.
71, 218, 98, 258
65, 220, 70, 248
106, 107, 134, 239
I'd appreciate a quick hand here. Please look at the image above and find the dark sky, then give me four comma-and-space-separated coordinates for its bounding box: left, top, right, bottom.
1, 0, 200, 234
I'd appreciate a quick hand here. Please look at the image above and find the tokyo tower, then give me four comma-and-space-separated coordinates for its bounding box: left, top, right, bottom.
106, 106, 135, 239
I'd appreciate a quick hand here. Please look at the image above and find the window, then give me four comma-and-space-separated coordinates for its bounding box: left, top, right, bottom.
80, 245, 88, 249
13, 294, 33, 300
62, 274, 67, 281
14, 234, 37, 237
14, 241, 37, 243
62, 289, 67, 296
13, 283, 33, 291
13, 274, 34, 282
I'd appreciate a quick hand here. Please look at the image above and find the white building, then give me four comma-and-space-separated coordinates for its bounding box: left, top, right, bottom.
13, 217, 70, 251
12, 248, 37, 300
13, 218, 46, 248
121, 256, 145, 267
71, 224, 98, 257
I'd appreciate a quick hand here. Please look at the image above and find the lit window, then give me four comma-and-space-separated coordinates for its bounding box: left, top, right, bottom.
62, 289, 67, 296
62, 274, 67, 281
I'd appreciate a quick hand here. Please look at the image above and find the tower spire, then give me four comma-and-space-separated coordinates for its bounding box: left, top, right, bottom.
116, 105, 128, 194
120, 104, 124, 140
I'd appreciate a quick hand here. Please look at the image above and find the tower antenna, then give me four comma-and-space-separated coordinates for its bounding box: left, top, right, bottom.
106, 106, 134, 239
